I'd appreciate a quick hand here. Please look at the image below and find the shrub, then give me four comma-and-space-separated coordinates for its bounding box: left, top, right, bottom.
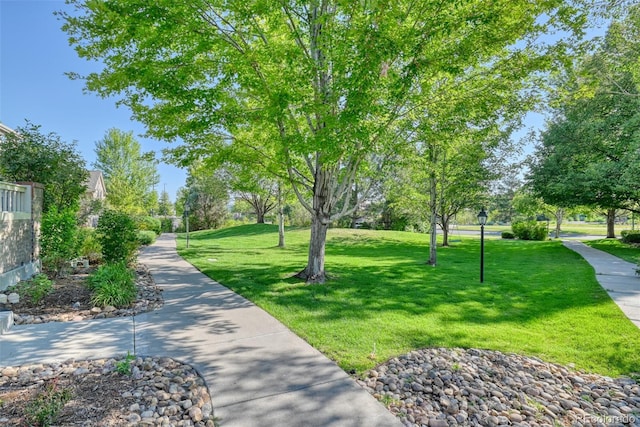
135, 215, 162, 235
621, 230, 640, 244
24, 378, 72, 427
13, 274, 53, 305
96, 210, 138, 264
40, 207, 78, 276
75, 227, 102, 263
87, 262, 136, 307
501, 231, 515, 239
137, 230, 156, 246
512, 221, 548, 241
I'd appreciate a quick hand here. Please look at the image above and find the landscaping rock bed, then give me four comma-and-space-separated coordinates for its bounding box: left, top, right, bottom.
0, 356, 215, 426
359, 348, 640, 426
3, 264, 164, 325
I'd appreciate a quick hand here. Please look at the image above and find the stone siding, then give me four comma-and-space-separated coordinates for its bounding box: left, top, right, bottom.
0, 182, 43, 290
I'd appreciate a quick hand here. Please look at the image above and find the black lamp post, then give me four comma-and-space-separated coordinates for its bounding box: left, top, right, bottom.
184, 203, 191, 249
477, 207, 488, 283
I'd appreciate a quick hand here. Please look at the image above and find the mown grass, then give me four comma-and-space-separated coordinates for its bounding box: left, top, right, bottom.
586, 238, 640, 264
177, 224, 640, 377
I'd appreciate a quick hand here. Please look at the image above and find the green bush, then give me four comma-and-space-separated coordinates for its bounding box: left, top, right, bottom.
97, 210, 138, 264
75, 227, 102, 263
501, 231, 515, 239
137, 230, 156, 246
512, 221, 548, 241
87, 262, 136, 307
40, 207, 78, 276
24, 379, 72, 427
13, 274, 53, 305
135, 215, 162, 235
621, 230, 640, 244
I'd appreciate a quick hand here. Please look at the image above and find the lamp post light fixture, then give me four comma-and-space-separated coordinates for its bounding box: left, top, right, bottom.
184, 203, 191, 249
477, 207, 488, 283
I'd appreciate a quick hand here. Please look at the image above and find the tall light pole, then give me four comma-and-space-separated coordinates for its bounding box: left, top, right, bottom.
477, 207, 488, 283
184, 203, 191, 249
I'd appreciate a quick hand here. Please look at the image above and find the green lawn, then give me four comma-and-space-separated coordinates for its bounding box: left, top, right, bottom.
586, 239, 640, 264
177, 224, 640, 377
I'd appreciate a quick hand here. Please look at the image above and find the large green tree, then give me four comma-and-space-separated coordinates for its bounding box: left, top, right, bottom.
528, 77, 640, 238
62, 0, 588, 282
93, 128, 159, 215
0, 121, 87, 212
528, 7, 640, 238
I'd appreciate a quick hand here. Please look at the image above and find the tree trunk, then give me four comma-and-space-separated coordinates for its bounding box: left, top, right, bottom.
554, 208, 564, 238
606, 208, 616, 238
296, 167, 333, 283
296, 214, 328, 283
350, 182, 359, 228
441, 218, 449, 247
256, 208, 265, 224
277, 182, 285, 248
428, 170, 437, 266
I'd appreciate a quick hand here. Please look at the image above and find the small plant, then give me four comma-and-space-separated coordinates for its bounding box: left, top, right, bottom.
25, 274, 54, 305
11, 274, 54, 305
115, 351, 136, 375
451, 362, 461, 372
87, 262, 136, 307
379, 394, 400, 408
501, 231, 515, 239
24, 378, 72, 427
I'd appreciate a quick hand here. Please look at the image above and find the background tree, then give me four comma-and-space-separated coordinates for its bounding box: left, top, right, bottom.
180, 165, 229, 231
0, 121, 87, 212
527, 6, 640, 240
228, 166, 278, 224
93, 128, 159, 216
528, 33, 640, 239
512, 190, 567, 238
157, 190, 174, 216
62, 0, 589, 282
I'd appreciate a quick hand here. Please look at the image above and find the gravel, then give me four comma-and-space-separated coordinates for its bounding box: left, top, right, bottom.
0, 356, 215, 426
358, 347, 640, 426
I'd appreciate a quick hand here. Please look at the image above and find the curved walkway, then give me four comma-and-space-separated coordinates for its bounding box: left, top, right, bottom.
0, 234, 401, 427
563, 240, 640, 328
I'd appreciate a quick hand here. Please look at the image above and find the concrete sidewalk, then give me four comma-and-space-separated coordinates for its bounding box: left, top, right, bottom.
0, 234, 401, 427
563, 240, 640, 328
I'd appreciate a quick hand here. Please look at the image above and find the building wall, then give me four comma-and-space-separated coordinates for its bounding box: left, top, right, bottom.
0, 182, 43, 290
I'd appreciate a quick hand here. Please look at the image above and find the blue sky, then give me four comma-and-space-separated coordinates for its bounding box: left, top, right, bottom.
0, 0, 186, 201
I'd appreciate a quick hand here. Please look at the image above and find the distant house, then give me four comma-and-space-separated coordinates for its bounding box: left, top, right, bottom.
85, 170, 107, 201
82, 170, 107, 227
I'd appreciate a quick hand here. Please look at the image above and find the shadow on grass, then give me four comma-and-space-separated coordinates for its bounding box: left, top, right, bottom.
188, 237, 609, 328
